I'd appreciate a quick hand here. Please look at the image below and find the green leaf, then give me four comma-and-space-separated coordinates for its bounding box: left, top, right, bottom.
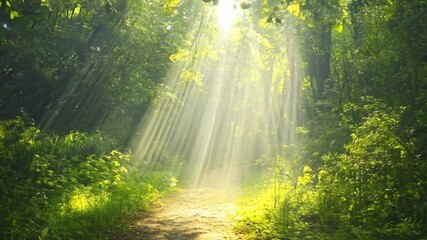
287, 3, 300, 17
303, 165, 312, 174
39, 227, 49, 240
163, 0, 180, 15
335, 23, 343, 33
10, 10, 19, 20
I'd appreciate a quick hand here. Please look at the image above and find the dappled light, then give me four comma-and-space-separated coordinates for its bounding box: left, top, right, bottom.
0, 0, 426, 239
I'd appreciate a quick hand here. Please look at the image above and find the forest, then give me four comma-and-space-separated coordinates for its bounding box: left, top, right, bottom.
0, 0, 426, 239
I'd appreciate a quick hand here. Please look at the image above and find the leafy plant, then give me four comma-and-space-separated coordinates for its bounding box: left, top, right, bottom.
0, 117, 179, 239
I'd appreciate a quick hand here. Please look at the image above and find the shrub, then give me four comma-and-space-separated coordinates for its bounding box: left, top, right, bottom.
0, 117, 179, 239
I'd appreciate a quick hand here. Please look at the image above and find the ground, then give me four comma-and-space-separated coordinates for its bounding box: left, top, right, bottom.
110, 167, 246, 240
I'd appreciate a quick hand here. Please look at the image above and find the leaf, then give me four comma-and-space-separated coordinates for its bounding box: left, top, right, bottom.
287, 3, 300, 17
303, 165, 312, 174
39, 227, 49, 240
10, 10, 19, 20
167, 0, 180, 8
180, 69, 204, 87
335, 23, 343, 33
163, 0, 180, 15
170, 49, 190, 62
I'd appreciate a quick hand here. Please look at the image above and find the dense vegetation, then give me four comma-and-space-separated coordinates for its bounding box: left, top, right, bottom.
233, 0, 427, 239
0, 0, 188, 239
1, 0, 426, 239
0, 117, 179, 239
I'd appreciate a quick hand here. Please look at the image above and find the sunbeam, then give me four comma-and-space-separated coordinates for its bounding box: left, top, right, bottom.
130, 4, 299, 188
2, 0, 425, 238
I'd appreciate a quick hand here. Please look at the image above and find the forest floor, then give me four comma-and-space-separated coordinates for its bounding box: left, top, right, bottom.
109, 167, 246, 240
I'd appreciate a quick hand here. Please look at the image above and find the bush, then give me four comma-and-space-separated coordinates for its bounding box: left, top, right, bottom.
234, 106, 427, 239
0, 117, 178, 239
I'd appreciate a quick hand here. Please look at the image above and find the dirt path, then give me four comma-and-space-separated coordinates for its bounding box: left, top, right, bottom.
112, 167, 246, 240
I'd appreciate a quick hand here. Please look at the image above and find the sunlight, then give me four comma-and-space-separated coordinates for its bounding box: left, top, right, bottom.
217, 0, 238, 33
131, 2, 297, 188
3, 0, 424, 238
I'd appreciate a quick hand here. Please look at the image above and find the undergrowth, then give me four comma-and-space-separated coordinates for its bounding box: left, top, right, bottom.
233, 113, 426, 239
0, 117, 179, 240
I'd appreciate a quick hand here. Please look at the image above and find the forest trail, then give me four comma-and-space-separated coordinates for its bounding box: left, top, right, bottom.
111, 167, 246, 240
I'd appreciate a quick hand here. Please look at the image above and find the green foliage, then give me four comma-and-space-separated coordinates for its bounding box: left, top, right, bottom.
1, 0, 426, 239
0, 117, 178, 239
235, 0, 427, 237
235, 164, 325, 240
0, 0, 195, 146
236, 115, 426, 238
316, 104, 426, 238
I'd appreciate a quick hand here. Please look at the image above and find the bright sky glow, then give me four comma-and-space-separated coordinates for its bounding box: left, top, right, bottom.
217, 0, 238, 33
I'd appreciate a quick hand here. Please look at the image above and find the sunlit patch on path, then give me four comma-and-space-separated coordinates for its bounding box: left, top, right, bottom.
134, 188, 238, 239
113, 167, 245, 240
